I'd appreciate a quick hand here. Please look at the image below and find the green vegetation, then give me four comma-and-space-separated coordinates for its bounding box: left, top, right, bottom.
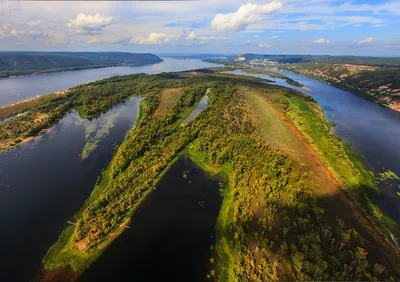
79, 111, 121, 160
37, 69, 400, 281
0, 52, 163, 78
241, 67, 304, 88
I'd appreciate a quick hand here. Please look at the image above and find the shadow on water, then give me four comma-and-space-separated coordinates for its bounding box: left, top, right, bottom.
78, 157, 223, 282
0, 97, 141, 282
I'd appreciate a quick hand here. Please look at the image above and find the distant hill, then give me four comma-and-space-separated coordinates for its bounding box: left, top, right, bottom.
0, 52, 163, 78
237, 54, 400, 66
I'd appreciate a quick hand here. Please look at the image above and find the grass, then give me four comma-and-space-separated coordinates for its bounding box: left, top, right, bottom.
282, 90, 398, 237
243, 87, 301, 153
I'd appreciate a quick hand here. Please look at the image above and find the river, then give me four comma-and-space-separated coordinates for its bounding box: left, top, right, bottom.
0, 58, 218, 107
231, 69, 400, 225
79, 157, 222, 282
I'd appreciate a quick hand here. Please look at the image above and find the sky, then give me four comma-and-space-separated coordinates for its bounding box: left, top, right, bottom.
0, 0, 399, 56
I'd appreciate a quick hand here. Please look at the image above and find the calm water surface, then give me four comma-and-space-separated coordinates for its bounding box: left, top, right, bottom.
232, 69, 400, 225
79, 157, 222, 282
182, 95, 209, 124
0, 58, 218, 107
0, 97, 141, 282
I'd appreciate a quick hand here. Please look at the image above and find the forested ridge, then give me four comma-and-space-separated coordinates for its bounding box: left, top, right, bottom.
0, 52, 163, 78
6, 69, 398, 281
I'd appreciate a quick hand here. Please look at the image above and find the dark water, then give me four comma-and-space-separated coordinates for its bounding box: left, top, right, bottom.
232, 69, 400, 225
0, 58, 218, 107
0, 97, 141, 282
182, 95, 209, 124
79, 157, 222, 282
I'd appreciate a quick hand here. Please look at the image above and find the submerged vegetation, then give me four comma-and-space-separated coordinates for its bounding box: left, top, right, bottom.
5, 69, 399, 280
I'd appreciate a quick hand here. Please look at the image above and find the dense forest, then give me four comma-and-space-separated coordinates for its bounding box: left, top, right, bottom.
0, 52, 163, 78
4, 69, 399, 280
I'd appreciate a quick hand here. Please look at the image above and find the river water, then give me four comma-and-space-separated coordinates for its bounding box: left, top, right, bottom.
231, 69, 400, 225
0, 58, 218, 107
0, 97, 141, 281
79, 157, 222, 282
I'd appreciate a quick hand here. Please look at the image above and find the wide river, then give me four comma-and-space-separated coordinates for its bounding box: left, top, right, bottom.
0, 57, 218, 107
232, 69, 400, 227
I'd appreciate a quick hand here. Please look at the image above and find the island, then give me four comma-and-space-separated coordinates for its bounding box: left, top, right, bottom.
0, 52, 163, 78
1, 68, 399, 281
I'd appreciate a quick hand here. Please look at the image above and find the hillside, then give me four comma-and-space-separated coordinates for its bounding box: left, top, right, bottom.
231, 54, 400, 66
280, 63, 400, 111
0, 52, 163, 78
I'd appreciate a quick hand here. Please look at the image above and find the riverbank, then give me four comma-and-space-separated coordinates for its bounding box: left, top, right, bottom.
278, 67, 400, 113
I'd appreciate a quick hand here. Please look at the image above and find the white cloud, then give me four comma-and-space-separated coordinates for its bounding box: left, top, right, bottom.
271, 35, 279, 39
198, 35, 231, 44
314, 38, 329, 44
258, 43, 271, 48
68, 13, 113, 35
27, 20, 42, 27
211, 2, 282, 32
86, 39, 97, 44
132, 32, 173, 44
10, 30, 25, 36
355, 37, 374, 45
185, 31, 197, 40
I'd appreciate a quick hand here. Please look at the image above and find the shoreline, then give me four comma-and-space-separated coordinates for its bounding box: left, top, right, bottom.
0, 59, 165, 81
279, 68, 400, 114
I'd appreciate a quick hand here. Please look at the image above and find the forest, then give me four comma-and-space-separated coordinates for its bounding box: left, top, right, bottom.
4, 69, 399, 281
0, 52, 163, 78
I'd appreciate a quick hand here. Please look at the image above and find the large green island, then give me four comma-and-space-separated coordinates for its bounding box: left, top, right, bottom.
4, 68, 399, 281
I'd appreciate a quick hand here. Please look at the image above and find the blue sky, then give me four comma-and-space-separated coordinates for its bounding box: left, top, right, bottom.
0, 0, 399, 56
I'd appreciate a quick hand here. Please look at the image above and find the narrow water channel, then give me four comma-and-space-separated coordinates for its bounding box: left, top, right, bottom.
182, 94, 209, 124
0, 97, 141, 282
79, 157, 223, 282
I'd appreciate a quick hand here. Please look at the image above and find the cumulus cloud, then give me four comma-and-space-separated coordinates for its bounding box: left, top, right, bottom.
132, 32, 173, 44
314, 38, 329, 44
258, 43, 271, 48
185, 31, 197, 40
355, 37, 374, 45
271, 35, 279, 39
211, 2, 282, 32
68, 13, 113, 35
